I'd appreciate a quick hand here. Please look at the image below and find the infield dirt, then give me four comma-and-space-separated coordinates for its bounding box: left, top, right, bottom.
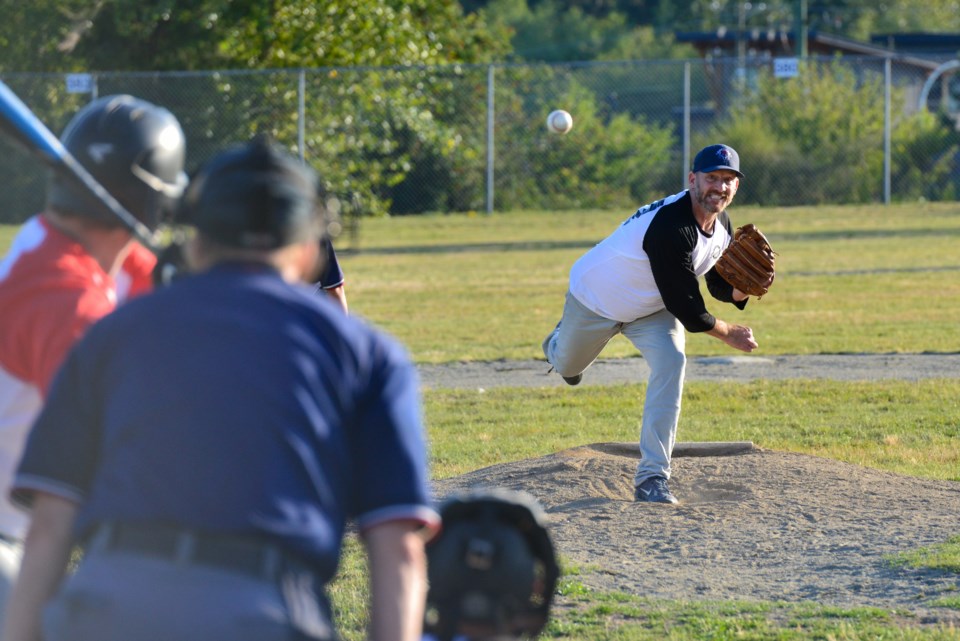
424, 353, 960, 626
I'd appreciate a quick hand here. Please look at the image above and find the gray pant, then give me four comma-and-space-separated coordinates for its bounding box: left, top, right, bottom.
543, 292, 686, 486
42, 551, 334, 641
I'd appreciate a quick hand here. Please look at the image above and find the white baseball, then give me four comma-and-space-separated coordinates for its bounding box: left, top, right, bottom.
546, 109, 573, 134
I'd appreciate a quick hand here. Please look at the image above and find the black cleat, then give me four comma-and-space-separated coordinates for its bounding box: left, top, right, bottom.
634, 476, 679, 504
561, 373, 583, 386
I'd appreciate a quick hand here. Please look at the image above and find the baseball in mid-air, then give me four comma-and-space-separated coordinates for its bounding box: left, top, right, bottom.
546, 109, 573, 134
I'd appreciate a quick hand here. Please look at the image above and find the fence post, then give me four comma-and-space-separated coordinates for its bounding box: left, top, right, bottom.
298, 69, 306, 163
884, 58, 891, 205
683, 61, 691, 189
485, 64, 495, 215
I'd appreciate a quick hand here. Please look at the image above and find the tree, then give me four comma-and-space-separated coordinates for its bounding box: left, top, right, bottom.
62, 1, 512, 215
464, 0, 694, 31
491, 64, 676, 209
64, 0, 509, 71
480, 0, 694, 62
0, 2, 513, 218
688, 0, 960, 41
707, 60, 958, 205
0, 1, 103, 72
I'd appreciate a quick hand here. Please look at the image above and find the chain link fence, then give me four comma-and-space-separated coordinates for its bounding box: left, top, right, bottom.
1, 55, 957, 231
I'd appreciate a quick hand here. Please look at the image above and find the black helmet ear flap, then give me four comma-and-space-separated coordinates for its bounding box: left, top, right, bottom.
425, 489, 559, 641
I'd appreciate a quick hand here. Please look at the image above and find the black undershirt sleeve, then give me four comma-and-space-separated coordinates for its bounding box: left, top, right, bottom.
643, 206, 716, 333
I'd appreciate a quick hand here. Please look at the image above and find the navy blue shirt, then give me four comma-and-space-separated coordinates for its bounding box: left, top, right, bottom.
317, 236, 344, 290
14, 262, 437, 581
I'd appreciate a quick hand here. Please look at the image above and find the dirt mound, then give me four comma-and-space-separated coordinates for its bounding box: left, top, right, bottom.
433, 443, 960, 624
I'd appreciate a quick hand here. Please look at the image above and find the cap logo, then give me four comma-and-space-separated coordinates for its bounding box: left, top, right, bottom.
692, 144, 742, 177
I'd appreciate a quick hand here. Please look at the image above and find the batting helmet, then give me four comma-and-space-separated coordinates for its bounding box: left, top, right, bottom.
177, 136, 326, 250
425, 489, 559, 641
47, 95, 188, 231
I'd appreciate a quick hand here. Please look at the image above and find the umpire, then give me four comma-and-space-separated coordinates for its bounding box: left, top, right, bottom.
2, 137, 440, 641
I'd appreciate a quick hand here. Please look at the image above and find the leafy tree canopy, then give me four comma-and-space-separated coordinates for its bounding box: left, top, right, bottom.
469, 0, 960, 50
481, 0, 694, 62
0, 0, 512, 72
682, 0, 960, 39
4, 0, 960, 74
0, 1, 102, 72
213, 0, 512, 68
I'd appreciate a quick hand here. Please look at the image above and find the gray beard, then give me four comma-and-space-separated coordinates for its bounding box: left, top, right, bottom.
695, 190, 728, 214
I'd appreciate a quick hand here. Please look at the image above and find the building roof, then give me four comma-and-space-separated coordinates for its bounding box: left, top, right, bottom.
674, 29, 945, 71
870, 32, 960, 56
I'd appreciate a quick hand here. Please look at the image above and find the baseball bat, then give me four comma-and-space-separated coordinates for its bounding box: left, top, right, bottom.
0, 79, 158, 252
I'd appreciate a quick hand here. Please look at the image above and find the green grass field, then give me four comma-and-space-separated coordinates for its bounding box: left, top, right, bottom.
335, 203, 960, 640
3, 202, 959, 640
337, 202, 960, 361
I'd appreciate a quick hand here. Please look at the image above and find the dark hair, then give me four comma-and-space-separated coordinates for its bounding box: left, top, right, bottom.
178, 136, 325, 249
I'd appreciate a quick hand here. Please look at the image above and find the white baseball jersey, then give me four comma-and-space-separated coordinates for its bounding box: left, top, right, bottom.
570, 190, 735, 328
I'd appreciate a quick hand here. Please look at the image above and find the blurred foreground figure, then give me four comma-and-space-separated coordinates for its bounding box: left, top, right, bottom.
0, 94, 186, 630
3, 137, 438, 641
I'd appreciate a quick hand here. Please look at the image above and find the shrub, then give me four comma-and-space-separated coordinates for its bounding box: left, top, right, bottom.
708, 61, 892, 205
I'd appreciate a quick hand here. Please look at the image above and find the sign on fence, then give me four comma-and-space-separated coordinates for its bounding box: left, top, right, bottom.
65, 73, 93, 94
773, 58, 800, 78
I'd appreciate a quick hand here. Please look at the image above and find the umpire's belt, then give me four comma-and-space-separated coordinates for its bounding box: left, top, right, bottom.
86, 522, 308, 583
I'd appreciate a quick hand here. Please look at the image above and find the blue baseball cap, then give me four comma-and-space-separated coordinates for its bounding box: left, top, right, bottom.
692, 144, 744, 178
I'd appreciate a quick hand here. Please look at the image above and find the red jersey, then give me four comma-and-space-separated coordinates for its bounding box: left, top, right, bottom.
0, 214, 154, 538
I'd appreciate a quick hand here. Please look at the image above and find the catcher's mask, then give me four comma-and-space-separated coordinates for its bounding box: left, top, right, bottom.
425, 489, 559, 641
48, 94, 188, 231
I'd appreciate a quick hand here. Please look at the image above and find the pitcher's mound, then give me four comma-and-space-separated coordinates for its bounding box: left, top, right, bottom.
433, 444, 960, 623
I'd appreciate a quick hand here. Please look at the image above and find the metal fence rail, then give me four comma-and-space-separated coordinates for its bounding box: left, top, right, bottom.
0, 54, 956, 225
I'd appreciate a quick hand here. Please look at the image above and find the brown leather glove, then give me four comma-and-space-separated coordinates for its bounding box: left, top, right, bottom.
714, 224, 777, 298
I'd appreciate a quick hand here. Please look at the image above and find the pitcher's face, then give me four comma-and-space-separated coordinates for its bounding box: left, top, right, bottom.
690, 170, 739, 215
